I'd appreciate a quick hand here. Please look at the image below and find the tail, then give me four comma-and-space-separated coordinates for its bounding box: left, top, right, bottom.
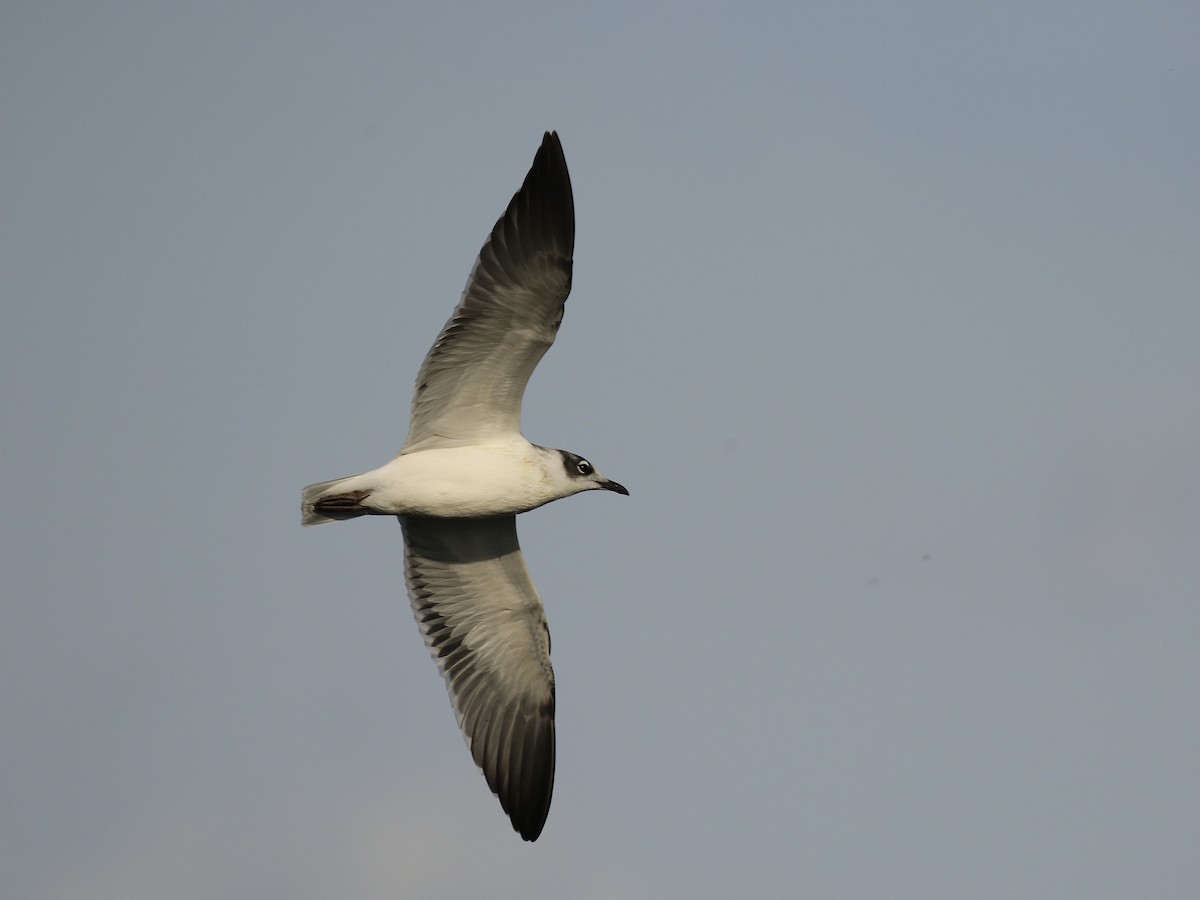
301, 476, 372, 526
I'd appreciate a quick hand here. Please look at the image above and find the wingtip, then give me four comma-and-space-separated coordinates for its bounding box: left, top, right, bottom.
479, 129, 573, 269
528, 130, 573, 257
534, 130, 567, 173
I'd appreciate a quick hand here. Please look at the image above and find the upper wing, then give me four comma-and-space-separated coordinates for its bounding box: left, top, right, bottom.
400, 514, 556, 841
402, 131, 575, 453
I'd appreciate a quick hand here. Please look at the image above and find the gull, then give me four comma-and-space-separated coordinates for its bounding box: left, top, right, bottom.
301, 132, 627, 841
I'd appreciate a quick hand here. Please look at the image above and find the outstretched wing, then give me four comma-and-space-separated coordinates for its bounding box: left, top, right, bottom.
401, 131, 575, 453
400, 514, 555, 841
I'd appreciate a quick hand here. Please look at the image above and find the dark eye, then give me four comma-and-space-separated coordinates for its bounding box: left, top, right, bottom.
576, 459, 594, 476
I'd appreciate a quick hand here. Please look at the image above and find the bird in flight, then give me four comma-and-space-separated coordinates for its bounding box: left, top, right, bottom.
301, 132, 627, 841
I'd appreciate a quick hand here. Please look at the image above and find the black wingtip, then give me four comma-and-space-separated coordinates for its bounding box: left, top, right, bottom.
540, 130, 565, 172
515, 130, 574, 259
500, 707, 555, 842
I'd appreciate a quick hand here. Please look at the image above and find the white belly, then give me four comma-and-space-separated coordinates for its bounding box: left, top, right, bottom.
359, 443, 555, 517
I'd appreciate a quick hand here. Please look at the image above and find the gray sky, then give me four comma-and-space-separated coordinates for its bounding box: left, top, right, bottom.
3, 2, 1198, 897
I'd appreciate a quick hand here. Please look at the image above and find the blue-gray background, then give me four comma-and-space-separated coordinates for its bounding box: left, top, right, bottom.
4, 3, 1198, 897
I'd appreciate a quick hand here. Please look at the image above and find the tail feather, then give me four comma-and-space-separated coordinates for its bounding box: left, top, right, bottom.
301, 476, 371, 526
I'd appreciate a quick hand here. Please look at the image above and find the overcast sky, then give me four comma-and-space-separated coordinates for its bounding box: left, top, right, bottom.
3, 2, 1198, 898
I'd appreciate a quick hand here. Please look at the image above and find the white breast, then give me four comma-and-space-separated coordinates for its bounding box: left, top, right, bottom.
360, 442, 560, 517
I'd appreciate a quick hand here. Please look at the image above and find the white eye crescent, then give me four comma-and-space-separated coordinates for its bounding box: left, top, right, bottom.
576, 460, 593, 476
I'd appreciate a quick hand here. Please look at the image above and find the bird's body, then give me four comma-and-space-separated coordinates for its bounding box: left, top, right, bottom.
301, 132, 626, 842
302, 439, 605, 521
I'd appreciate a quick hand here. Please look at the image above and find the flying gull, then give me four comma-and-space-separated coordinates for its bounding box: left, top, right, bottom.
301, 132, 627, 841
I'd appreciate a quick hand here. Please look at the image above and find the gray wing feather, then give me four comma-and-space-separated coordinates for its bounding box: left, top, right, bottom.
402, 131, 575, 452
400, 515, 555, 841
